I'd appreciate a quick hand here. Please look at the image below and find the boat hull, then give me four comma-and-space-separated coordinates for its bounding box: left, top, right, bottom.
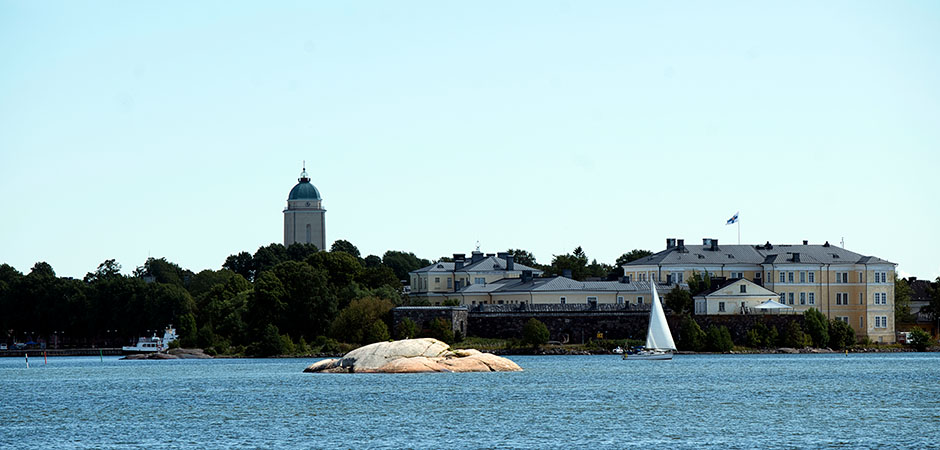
622, 351, 673, 361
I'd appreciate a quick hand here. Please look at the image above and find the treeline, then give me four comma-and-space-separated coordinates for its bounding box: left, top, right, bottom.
0, 240, 434, 355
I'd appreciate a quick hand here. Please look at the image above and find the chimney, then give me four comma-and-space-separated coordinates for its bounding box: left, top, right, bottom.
455, 259, 464, 270
803, 240, 808, 245
486, 253, 495, 258
677, 239, 685, 252
453, 253, 465, 261
497, 252, 508, 260
521, 270, 533, 283
666, 238, 676, 249
563, 269, 573, 279
703, 238, 711, 247
620, 276, 629, 284
505, 254, 514, 271
711, 239, 718, 251
471, 251, 484, 263
791, 252, 800, 263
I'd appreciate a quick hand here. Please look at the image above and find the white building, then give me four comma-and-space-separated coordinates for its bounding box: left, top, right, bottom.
283, 166, 326, 250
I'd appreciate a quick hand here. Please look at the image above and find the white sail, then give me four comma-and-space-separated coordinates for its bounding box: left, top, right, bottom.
645, 283, 676, 351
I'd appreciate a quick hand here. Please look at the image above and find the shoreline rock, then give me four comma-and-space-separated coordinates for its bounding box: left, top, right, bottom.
304, 338, 522, 373
120, 348, 212, 360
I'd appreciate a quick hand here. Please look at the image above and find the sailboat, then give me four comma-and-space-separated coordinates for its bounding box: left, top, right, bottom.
623, 283, 676, 360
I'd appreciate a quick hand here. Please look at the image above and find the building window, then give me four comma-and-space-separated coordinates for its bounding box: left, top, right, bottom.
780, 293, 786, 303
447, 278, 452, 289
808, 292, 815, 305
434, 277, 440, 283
859, 316, 863, 328
842, 272, 848, 283
788, 272, 794, 283
837, 316, 849, 324
740, 285, 747, 293
474, 277, 485, 285
587, 296, 598, 306
617, 296, 624, 305
718, 302, 725, 312
779, 272, 785, 283
767, 271, 772, 281
800, 272, 806, 283
836, 293, 842, 305
560, 296, 566, 304
638, 296, 644, 305
875, 316, 888, 328
800, 292, 806, 305
858, 272, 863, 282
808, 272, 815, 283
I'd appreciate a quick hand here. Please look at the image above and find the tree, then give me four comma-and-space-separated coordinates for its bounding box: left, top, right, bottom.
705, 325, 733, 352
895, 276, 915, 324
177, 312, 198, 347
358, 266, 401, 291
286, 243, 320, 262
922, 278, 940, 334
222, 252, 254, 281
363, 255, 382, 268
521, 318, 550, 347
252, 244, 288, 279
426, 317, 455, 344
84, 259, 122, 282
249, 323, 287, 357
616, 250, 654, 266
908, 328, 932, 352
506, 249, 538, 268
246, 270, 288, 334
782, 320, 810, 348
828, 319, 856, 350
803, 308, 829, 348
395, 317, 419, 339
678, 315, 705, 351
549, 247, 589, 280
664, 286, 693, 315
330, 239, 361, 259
687, 271, 712, 296
307, 251, 363, 289
272, 261, 336, 340
134, 257, 190, 286
329, 296, 393, 345
382, 251, 430, 282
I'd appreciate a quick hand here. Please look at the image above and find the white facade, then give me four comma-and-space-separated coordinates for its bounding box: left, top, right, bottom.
283, 168, 326, 249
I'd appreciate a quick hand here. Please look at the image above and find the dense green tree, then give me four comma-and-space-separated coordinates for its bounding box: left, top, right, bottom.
686, 271, 712, 296
286, 243, 320, 263
177, 312, 198, 347
84, 259, 122, 282
908, 328, 932, 351
782, 320, 810, 348
426, 317, 455, 344
329, 239, 361, 259
222, 251, 254, 281
613, 250, 654, 277
134, 257, 191, 287
252, 244, 289, 279
803, 308, 829, 348
358, 266, 401, 291
828, 319, 856, 350
246, 270, 287, 334
307, 251, 362, 288
382, 251, 430, 282
272, 261, 336, 340
522, 318, 550, 347
395, 317, 419, 339
664, 286, 694, 315
363, 255, 382, 268
921, 278, 940, 333
746, 322, 774, 348
705, 325, 734, 352
506, 249, 538, 268
895, 276, 915, 324
248, 323, 287, 357
329, 297, 393, 345
549, 246, 589, 280
678, 315, 705, 351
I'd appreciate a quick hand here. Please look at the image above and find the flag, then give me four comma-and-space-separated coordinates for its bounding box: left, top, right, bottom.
726, 212, 739, 225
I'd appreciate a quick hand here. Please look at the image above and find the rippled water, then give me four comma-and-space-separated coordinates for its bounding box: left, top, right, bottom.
2, 353, 939, 449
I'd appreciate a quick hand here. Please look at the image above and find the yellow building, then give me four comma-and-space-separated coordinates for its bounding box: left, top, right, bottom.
452, 272, 658, 307
623, 238, 897, 343
409, 251, 543, 301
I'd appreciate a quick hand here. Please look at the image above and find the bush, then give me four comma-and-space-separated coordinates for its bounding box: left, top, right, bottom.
828, 319, 856, 350
705, 325, 733, 352
909, 328, 932, 351
248, 323, 286, 357
426, 317, 455, 344
521, 318, 550, 348
783, 321, 810, 348
803, 308, 829, 348
678, 315, 705, 351
362, 320, 390, 344
747, 321, 774, 348
313, 335, 342, 354
395, 317, 419, 340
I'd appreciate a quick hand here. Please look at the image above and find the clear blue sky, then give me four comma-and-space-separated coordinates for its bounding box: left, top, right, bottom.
2, 1, 938, 280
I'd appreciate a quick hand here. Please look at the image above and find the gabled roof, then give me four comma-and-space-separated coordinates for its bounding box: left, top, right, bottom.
623, 243, 895, 267
697, 278, 778, 298
411, 255, 542, 275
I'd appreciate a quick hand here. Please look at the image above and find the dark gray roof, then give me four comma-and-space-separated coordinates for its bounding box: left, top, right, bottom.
623, 243, 895, 267
459, 276, 668, 294
411, 256, 542, 274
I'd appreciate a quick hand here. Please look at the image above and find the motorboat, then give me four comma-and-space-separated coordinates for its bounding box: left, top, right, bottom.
122, 325, 179, 354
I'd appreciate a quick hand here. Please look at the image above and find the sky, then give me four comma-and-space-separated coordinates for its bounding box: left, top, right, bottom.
1, 1, 939, 280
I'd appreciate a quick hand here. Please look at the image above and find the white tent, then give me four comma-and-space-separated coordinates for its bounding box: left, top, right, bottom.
753, 299, 794, 314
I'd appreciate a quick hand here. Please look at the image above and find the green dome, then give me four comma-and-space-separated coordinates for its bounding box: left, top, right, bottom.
288, 181, 321, 200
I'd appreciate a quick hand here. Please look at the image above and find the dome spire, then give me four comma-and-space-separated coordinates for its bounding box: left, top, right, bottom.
299, 160, 310, 183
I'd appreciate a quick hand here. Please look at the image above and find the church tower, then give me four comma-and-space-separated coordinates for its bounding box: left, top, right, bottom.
283, 164, 326, 249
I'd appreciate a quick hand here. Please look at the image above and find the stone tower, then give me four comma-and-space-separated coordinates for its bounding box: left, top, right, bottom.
283, 165, 326, 249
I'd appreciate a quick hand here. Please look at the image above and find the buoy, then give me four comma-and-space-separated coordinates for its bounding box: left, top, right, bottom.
25, 353, 29, 369
99, 349, 103, 362
44, 350, 48, 365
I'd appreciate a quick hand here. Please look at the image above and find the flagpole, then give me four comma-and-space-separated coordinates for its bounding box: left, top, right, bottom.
737, 217, 740, 244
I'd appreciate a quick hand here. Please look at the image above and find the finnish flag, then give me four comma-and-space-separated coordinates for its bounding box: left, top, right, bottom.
726, 212, 739, 225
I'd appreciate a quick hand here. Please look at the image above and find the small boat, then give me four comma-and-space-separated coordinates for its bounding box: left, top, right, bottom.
122, 325, 179, 354
623, 283, 676, 360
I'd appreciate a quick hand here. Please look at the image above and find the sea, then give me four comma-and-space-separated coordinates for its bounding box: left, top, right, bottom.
1, 353, 939, 449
